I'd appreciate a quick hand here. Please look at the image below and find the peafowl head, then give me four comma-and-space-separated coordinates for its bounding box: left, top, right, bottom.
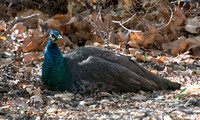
49, 30, 63, 43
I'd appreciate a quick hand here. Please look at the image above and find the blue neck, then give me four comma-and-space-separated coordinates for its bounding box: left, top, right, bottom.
44, 41, 63, 59
42, 41, 71, 91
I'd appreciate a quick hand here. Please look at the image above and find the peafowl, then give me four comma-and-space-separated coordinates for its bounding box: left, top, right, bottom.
42, 30, 181, 93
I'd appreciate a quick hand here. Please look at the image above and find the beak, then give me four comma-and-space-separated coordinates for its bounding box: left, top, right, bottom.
58, 35, 63, 40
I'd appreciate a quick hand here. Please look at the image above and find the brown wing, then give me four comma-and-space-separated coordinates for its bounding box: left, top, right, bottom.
67, 56, 159, 93
64, 47, 180, 93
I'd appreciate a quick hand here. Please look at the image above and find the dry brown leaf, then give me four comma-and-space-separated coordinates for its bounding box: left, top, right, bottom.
0, 20, 6, 32
92, 11, 103, 30
45, 18, 62, 31
129, 48, 136, 55
149, 29, 159, 34
150, 58, 158, 63
45, 14, 74, 34
30, 87, 42, 97
154, 32, 165, 48
171, 40, 187, 56
100, 92, 112, 97
162, 36, 187, 56
0, 36, 6, 40
185, 36, 200, 50
123, 4, 132, 14
128, 41, 140, 48
67, 1, 73, 16
129, 48, 144, 58
151, 70, 158, 75
22, 30, 48, 52
11, 23, 27, 34
103, 14, 110, 27
148, 67, 154, 71
129, 33, 141, 48
159, 56, 169, 62
23, 52, 39, 63
130, 32, 144, 45
92, 11, 110, 34
17, 9, 49, 21
127, 33, 143, 48
92, 11, 98, 23
174, 7, 186, 26
130, 33, 136, 41
185, 18, 200, 34
143, 33, 156, 48
159, 8, 170, 20
185, 58, 194, 64
30, 95, 44, 104
115, 31, 129, 42
134, 33, 145, 45
95, 36, 104, 44
17, 81, 30, 87
66, 17, 76, 25
136, 53, 145, 61
14, 98, 29, 110
157, 58, 164, 64
131, 94, 147, 101
54, 93, 74, 101
143, 29, 159, 48
52, 14, 71, 23
150, 57, 164, 64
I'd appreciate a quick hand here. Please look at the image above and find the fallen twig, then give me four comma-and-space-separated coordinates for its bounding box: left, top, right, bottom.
178, 106, 200, 114
1, 13, 39, 36
111, 14, 142, 33
112, 20, 142, 33
157, 7, 173, 30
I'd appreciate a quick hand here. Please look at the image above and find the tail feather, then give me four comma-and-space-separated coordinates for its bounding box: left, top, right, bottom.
159, 78, 181, 90
129, 61, 181, 90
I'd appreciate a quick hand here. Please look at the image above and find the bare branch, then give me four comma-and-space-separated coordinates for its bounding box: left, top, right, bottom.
111, 14, 142, 33
1, 13, 39, 36
158, 7, 173, 30
122, 14, 136, 24
112, 20, 142, 33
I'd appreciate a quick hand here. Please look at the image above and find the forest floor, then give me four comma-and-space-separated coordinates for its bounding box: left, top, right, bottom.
0, 0, 200, 119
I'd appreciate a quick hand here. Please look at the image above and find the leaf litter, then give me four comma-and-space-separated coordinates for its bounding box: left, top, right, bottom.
0, 0, 200, 119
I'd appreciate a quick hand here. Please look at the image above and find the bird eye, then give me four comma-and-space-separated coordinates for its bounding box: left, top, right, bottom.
51, 34, 56, 38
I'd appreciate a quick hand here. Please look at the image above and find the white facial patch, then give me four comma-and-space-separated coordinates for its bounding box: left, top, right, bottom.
50, 34, 57, 42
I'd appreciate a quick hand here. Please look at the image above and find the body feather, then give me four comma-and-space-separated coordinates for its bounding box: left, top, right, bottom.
42, 31, 181, 93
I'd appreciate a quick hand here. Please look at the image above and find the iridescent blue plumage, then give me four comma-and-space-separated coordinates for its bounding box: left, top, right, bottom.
42, 31, 71, 91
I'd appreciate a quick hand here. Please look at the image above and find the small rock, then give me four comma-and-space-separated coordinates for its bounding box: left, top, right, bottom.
131, 94, 147, 101
79, 101, 89, 106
